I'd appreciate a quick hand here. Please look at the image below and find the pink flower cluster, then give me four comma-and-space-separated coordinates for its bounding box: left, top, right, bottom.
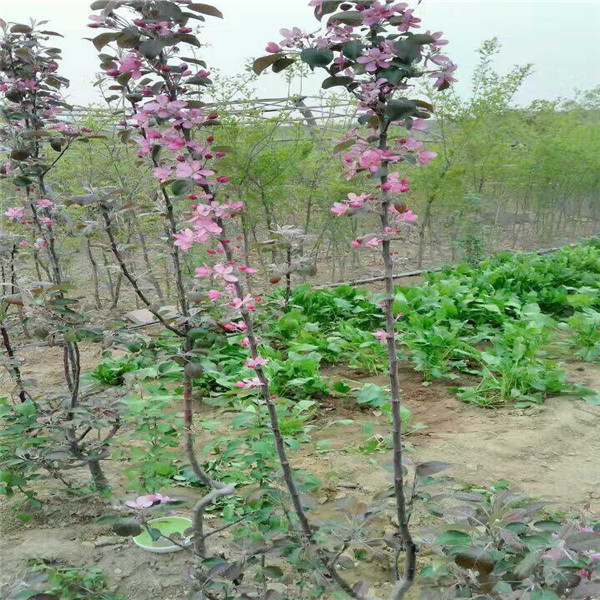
429, 56, 458, 89
125, 493, 175, 510
4, 206, 25, 222
235, 377, 262, 389
362, 2, 408, 26
342, 144, 402, 179
381, 173, 410, 194
331, 192, 374, 216
265, 0, 454, 93
171, 197, 242, 251
245, 357, 269, 369
352, 235, 383, 248
18, 237, 49, 249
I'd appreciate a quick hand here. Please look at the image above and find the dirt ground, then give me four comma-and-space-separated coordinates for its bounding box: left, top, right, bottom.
1, 348, 599, 599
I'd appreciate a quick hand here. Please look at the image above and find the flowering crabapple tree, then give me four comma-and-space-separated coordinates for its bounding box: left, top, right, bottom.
85, 0, 242, 563
256, 1, 456, 596
88, 3, 416, 597
0, 19, 119, 492
87, 3, 361, 595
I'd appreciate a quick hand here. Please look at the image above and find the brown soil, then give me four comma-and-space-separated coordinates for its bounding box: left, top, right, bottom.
1, 348, 599, 600
318, 364, 600, 509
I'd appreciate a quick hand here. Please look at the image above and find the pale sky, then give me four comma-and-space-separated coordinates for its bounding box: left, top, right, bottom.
2, 0, 599, 106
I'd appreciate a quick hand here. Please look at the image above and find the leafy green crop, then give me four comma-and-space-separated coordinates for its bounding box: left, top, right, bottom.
12, 563, 122, 600
90, 352, 155, 386
559, 308, 600, 361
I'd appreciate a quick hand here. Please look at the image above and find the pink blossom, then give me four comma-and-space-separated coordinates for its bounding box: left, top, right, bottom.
356, 48, 393, 72
150, 20, 173, 37
125, 493, 174, 510
131, 111, 150, 127
119, 54, 143, 79
173, 228, 196, 251
280, 27, 304, 48
430, 54, 451, 67
161, 132, 186, 152
331, 202, 354, 216
223, 320, 247, 332
386, 176, 409, 195
206, 290, 221, 301
375, 330, 387, 340
266, 42, 281, 53
36, 198, 53, 208
429, 61, 457, 89
362, 2, 407, 27
146, 129, 162, 140
34, 238, 49, 249
382, 173, 410, 194
153, 167, 172, 182
176, 160, 215, 182
358, 148, 401, 171
238, 265, 258, 274
245, 356, 269, 369
401, 138, 423, 151
229, 294, 257, 311
236, 377, 261, 389
396, 209, 418, 222
427, 30, 449, 48
397, 9, 421, 32
214, 200, 243, 216
52, 122, 79, 135
214, 263, 238, 283
333, 55, 347, 69
125, 496, 154, 510
364, 237, 383, 248
240, 337, 250, 348
136, 138, 153, 156
314, 36, 329, 50
195, 266, 211, 278
4, 207, 25, 222
190, 203, 212, 218
19, 240, 30, 247
144, 94, 187, 119
359, 149, 385, 171
408, 118, 428, 131
39, 217, 52, 227
147, 493, 175, 504
189, 212, 222, 239
418, 150, 438, 165
20, 79, 37, 91
88, 14, 109, 27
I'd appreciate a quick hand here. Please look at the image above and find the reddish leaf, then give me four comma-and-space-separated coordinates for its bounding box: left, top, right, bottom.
272, 57, 295, 73
253, 54, 283, 75
188, 3, 224, 18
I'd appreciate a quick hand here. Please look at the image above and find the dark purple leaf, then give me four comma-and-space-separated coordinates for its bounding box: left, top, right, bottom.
188, 3, 224, 18
272, 57, 296, 73
416, 461, 452, 477
253, 54, 283, 75
322, 75, 354, 89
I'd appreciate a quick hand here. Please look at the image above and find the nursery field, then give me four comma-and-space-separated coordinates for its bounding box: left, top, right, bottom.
1, 352, 600, 600
2, 1, 600, 599
2, 240, 600, 600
